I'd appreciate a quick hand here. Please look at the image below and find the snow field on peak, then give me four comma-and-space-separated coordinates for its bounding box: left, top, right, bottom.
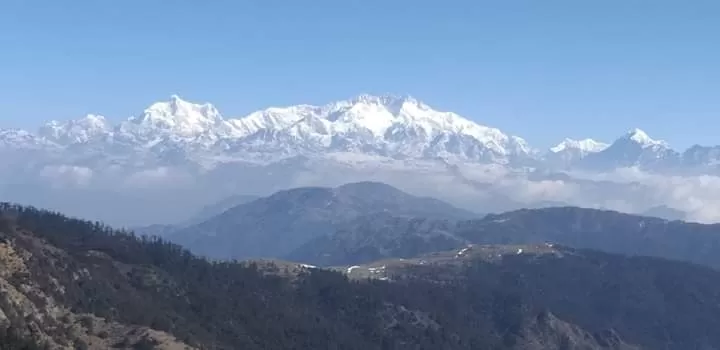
550, 138, 609, 154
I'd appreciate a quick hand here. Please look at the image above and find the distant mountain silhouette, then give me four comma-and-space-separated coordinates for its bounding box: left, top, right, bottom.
169, 181, 478, 259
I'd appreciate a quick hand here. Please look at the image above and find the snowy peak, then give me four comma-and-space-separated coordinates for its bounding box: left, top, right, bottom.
349, 93, 417, 105
76, 114, 108, 128
546, 138, 609, 168
38, 114, 110, 144
0, 129, 49, 148
550, 138, 608, 154
619, 128, 668, 148
142, 95, 223, 123
342, 93, 427, 113
228, 106, 313, 137
125, 95, 226, 137
329, 94, 521, 144
4, 93, 709, 171
226, 94, 431, 140
225, 94, 534, 161
576, 128, 678, 170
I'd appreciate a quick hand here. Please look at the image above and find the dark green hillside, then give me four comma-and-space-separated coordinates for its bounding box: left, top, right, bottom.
2, 203, 720, 349
290, 206, 720, 269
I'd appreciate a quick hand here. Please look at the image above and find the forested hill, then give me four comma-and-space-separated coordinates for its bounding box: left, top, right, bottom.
289, 207, 720, 268
0, 203, 719, 349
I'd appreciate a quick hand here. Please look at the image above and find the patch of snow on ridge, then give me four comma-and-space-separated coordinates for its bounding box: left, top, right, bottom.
551, 138, 609, 153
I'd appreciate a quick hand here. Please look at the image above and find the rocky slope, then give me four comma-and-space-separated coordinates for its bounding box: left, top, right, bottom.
0, 214, 194, 349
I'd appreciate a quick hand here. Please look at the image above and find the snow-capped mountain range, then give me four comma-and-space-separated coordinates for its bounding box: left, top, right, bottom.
4, 93, 720, 226
3, 94, 536, 166
2, 94, 717, 172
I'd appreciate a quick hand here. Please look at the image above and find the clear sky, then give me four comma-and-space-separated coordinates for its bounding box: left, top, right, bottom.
1, 0, 718, 149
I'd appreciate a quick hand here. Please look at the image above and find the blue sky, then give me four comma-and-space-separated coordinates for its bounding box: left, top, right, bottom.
1, 0, 718, 149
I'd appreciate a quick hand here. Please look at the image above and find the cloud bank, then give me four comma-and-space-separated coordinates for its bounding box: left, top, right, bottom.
7, 157, 720, 225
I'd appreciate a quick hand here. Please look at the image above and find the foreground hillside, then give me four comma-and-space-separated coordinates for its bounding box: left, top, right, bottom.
1, 203, 720, 349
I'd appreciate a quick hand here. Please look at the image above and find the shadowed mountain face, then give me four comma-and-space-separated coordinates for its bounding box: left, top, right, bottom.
169, 181, 479, 260
7, 202, 720, 349
288, 207, 720, 268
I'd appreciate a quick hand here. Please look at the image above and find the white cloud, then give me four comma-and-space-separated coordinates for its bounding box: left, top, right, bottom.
17, 157, 720, 225
38, 165, 94, 188
558, 168, 720, 223
124, 167, 194, 189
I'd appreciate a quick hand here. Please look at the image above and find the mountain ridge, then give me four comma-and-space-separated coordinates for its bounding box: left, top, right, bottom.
169, 181, 478, 260
287, 205, 720, 269
3, 94, 716, 171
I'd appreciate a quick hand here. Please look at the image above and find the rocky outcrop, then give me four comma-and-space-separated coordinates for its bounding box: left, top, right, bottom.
0, 225, 194, 350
